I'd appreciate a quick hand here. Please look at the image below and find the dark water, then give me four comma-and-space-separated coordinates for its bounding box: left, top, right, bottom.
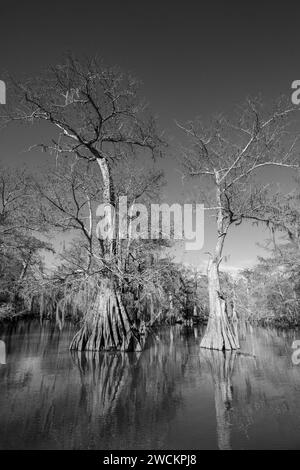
0, 320, 300, 449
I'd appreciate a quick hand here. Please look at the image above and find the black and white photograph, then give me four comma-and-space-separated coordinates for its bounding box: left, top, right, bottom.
1, 0, 300, 457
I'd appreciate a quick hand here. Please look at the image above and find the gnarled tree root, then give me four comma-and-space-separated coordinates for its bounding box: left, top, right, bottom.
70, 282, 145, 352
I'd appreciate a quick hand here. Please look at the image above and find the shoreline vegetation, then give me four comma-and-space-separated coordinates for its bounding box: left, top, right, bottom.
2, 311, 300, 330
2, 308, 300, 330
1, 265, 300, 331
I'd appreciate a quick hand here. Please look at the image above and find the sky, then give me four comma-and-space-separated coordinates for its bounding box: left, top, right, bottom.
0, 0, 299, 272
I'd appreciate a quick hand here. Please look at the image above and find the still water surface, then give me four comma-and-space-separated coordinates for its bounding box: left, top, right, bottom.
0, 320, 300, 449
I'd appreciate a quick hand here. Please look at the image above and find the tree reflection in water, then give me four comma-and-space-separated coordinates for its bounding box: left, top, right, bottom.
71, 350, 140, 419
201, 349, 236, 450
1, 321, 300, 449
69, 326, 190, 448
0, 322, 192, 448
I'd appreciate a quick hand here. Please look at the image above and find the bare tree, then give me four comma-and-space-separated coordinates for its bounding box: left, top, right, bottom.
0, 164, 51, 310
260, 178, 300, 249
35, 156, 102, 276
0, 165, 39, 240
178, 98, 300, 350
2, 55, 165, 351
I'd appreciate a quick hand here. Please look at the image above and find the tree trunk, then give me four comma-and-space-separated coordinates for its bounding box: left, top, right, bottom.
70, 157, 145, 352
96, 156, 116, 257
200, 260, 239, 350
70, 279, 144, 352
200, 180, 240, 351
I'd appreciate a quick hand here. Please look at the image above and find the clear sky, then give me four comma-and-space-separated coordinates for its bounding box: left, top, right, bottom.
0, 1, 299, 272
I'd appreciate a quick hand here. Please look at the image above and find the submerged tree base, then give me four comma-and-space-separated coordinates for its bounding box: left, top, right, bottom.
70, 281, 145, 352
200, 297, 240, 351
200, 258, 240, 351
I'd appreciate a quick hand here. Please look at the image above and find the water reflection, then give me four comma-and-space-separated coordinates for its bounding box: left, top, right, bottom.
0, 320, 300, 449
201, 349, 236, 450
